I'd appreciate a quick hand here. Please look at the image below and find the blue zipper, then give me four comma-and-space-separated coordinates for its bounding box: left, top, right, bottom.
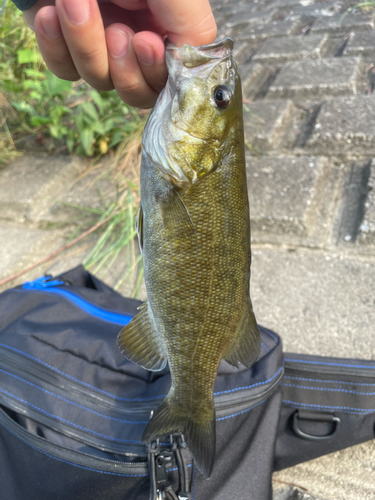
22, 276, 133, 326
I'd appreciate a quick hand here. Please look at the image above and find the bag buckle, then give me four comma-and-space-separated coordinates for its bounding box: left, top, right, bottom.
147, 435, 192, 500
293, 409, 341, 441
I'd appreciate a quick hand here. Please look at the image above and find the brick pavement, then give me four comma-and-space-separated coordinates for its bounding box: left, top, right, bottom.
1, 0, 375, 497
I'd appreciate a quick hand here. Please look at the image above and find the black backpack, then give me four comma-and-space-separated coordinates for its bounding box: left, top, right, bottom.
0, 266, 374, 499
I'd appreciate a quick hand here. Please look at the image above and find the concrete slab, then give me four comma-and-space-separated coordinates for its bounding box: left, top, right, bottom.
250, 246, 375, 359
39, 168, 118, 227
0, 156, 88, 223
272, 441, 375, 500
0, 226, 63, 282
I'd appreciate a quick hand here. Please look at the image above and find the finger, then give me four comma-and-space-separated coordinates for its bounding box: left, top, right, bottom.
145, 0, 217, 47
106, 24, 159, 109
105, 0, 149, 11
55, 0, 113, 91
23, 0, 55, 30
34, 6, 80, 81
132, 32, 167, 93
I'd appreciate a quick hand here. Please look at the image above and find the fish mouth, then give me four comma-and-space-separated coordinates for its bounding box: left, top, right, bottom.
165, 37, 234, 83
165, 38, 233, 66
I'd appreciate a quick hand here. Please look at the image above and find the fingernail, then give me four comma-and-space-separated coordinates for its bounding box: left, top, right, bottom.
107, 29, 129, 58
39, 11, 62, 39
134, 42, 155, 66
63, 0, 90, 25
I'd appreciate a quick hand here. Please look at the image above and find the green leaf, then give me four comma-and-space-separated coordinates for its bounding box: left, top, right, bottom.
49, 124, 62, 139
81, 101, 99, 121
30, 115, 52, 126
91, 121, 105, 135
89, 90, 105, 114
23, 68, 45, 80
17, 49, 41, 64
75, 114, 86, 133
43, 70, 72, 97
29, 91, 42, 101
109, 130, 124, 148
67, 136, 75, 153
103, 118, 116, 133
23, 80, 43, 91
50, 104, 70, 123
3, 80, 22, 92
80, 127, 94, 154
11, 101, 36, 115
76, 145, 86, 156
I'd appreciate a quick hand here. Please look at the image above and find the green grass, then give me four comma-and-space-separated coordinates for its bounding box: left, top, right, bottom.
341, 1, 375, 19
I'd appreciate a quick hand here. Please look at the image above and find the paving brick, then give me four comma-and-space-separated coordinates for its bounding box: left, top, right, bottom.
247, 156, 337, 246
238, 19, 301, 42
252, 34, 329, 63
307, 96, 375, 153
287, 1, 346, 20
311, 13, 374, 34
357, 161, 375, 245
0, 226, 63, 282
0, 156, 88, 223
344, 31, 375, 56
269, 0, 315, 7
244, 101, 294, 150
224, 8, 278, 30
328, 160, 371, 246
267, 57, 360, 98
233, 42, 258, 65
240, 62, 270, 98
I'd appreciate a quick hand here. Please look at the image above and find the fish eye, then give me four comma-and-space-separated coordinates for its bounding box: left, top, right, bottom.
213, 85, 232, 109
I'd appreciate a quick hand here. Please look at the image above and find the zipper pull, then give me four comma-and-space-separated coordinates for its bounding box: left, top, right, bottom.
23, 275, 65, 290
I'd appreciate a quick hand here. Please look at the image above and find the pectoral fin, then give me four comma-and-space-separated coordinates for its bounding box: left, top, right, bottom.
117, 302, 167, 371
157, 188, 196, 238
224, 300, 261, 368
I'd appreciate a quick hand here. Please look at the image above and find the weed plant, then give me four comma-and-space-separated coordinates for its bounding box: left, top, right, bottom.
342, 0, 375, 19
1, 0, 146, 157
0, 0, 147, 296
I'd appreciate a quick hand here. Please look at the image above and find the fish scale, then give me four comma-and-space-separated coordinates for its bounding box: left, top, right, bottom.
117, 38, 260, 477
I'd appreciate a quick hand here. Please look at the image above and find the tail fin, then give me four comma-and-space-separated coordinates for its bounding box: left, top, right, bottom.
142, 399, 216, 478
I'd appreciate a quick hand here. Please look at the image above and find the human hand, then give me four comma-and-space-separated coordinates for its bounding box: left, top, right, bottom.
23, 0, 217, 108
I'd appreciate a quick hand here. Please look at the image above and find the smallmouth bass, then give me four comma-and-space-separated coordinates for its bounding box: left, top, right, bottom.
118, 37, 260, 477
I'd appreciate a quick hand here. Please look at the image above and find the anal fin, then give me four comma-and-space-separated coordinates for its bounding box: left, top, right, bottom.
224, 300, 261, 368
117, 302, 167, 371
